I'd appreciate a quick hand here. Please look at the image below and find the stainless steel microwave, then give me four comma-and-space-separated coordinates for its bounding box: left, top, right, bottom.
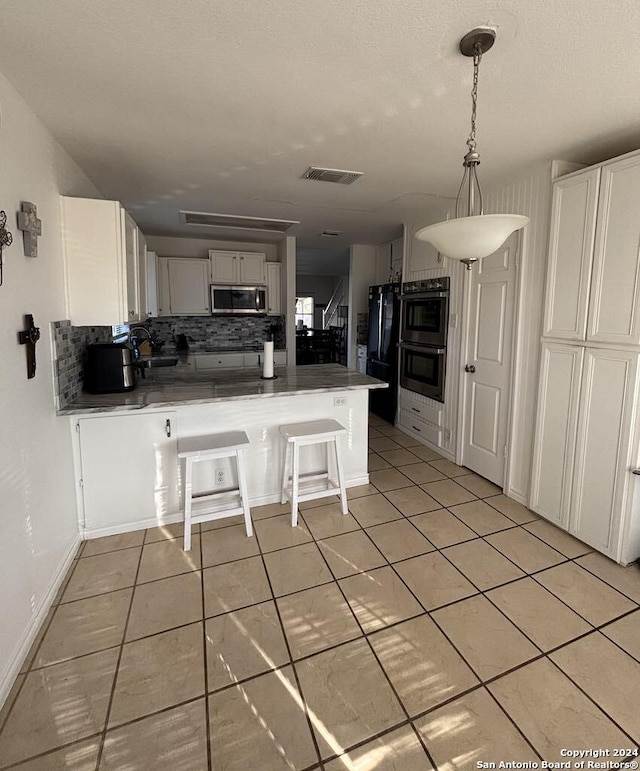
210, 285, 267, 315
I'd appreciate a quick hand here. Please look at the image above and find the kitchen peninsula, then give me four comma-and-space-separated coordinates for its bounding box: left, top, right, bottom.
61, 364, 387, 539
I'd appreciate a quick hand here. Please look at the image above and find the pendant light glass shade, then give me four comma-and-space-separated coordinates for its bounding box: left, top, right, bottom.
415, 214, 529, 261
416, 28, 528, 269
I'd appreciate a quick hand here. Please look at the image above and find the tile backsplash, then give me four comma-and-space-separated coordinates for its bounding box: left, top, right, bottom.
147, 315, 286, 351
52, 320, 112, 409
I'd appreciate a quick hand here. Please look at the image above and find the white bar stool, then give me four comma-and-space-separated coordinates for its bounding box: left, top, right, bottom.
280, 419, 348, 526
178, 431, 253, 551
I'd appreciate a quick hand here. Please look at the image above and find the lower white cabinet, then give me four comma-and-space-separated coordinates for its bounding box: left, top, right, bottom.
76, 412, 179, 534
530, 343, 640, 562
158, 257, 210, 316
195, 351, 287, 370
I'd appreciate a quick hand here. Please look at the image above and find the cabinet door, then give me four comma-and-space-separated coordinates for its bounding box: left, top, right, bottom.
239, 252, 266, 284
570, 349, 640, 557
167, 259, 210, 315
196, 353, 244, 369
529, 343, 584, 526
137, 229, 148, 319
156, 256, 171, 317
146, 251, 159, 317
588, 155, 640, 344
122, 210, 140, 322
78, 412, 179, 533
543, 170, 599, 340
266, 262, 281, 315
391, 237, 403, 280
406, 224, 443, 272
210, 251, 238, 284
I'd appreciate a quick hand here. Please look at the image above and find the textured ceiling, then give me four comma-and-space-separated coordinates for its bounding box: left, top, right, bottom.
0, 0, 639, 247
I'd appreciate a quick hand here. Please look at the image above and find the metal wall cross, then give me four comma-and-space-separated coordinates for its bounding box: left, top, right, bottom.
17, 201, 42, 258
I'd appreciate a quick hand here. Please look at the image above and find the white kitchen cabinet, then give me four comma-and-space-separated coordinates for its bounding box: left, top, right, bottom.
405, 223, 443, 273
209, 250, 266, 285
76, 411, 179, 534
529, 342, 584, 527
146, 251, 159, 317
587, 154, 640, 345
61, 196, 142, 325
542, 170, 599, 341
196, 353, 245, 370
266, 262, 281, 315
137, 229, 149, 319
391, 237, 403, 280
157, 257, 210, 316
570, 348, 639, 557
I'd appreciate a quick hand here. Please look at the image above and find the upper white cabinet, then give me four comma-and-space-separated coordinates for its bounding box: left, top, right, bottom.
61, 196, 144, 325
545, 152, 640, 345
405, 223, 443, 274
543, 170, 599, 340
157, 257, 210, 316
137, 229, 149, 319
266, 262, 281, 315
587, 155, 640, 345
209, 250, 266, 285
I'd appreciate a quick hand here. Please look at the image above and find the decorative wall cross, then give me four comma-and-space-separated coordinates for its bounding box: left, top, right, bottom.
0, 210, 13, 286
17, 201, 41, 258
18, 314, 41, 379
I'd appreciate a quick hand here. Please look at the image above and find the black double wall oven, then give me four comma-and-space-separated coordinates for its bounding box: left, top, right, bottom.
400, 277, 449, 402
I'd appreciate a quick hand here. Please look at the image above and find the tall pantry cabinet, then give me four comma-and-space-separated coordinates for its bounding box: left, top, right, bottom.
530, 150, 640, 564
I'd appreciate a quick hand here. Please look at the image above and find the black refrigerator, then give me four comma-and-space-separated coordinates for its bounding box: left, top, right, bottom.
366, 283, 401, 423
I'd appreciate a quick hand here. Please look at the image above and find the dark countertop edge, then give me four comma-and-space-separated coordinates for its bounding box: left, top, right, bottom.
57, 381, 388, 416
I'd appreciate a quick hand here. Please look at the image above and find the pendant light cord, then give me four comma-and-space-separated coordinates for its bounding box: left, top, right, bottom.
467, 43, 481, 154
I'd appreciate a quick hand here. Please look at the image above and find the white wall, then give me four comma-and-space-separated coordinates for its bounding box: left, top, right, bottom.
0, 70, 101, 705
146, 235, 279, 261
347, 245, 377, 368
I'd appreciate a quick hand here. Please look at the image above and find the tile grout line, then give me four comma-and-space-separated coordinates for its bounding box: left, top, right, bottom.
198, 525, 213, 771
93, 534, 145, 770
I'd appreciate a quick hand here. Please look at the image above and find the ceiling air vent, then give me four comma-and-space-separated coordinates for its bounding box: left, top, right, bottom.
302, 166, 364, 185
180, 211, 299, 233
320, 230, 343, 237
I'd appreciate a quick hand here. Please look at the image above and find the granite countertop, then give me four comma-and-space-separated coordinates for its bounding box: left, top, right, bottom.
59, 364, 388, 415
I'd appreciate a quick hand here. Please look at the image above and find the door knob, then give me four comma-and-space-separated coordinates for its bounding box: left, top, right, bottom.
465, 364, 476, 373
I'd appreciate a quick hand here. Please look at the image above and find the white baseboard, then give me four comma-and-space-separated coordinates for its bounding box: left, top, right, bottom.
82, 475, 370, 540
0, 533, 81, 710
503, 487, 527, 506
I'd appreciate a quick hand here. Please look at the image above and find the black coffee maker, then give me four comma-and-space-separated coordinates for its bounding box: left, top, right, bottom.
84, 343, 136, 394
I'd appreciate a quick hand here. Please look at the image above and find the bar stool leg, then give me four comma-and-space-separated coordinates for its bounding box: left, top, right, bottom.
236, 448, 253, 537
291, 441, 300, 527
333, 436, 349, 516
184, 456, 194, 551
281, 440, 290, 505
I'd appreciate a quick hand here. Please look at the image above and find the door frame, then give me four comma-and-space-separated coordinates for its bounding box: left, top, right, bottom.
454, 230, 523, 489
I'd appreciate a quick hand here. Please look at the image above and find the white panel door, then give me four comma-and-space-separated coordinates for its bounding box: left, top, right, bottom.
210, 251, 238, 284
588, 155, 640, 344
167, 259, 210, 315
570, 348, 640, 557
79, 412, 179, 533
239, 252, 266, 284
543, 169, 599, 340
529, 343, 584, 526
461, 236, 517, 485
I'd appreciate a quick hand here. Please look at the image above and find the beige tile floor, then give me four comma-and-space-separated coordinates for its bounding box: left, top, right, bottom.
2, 415, 640, 769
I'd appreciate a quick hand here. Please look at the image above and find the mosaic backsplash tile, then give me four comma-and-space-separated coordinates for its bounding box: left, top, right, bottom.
52, 320, 112, 409
145, 315, 286, 351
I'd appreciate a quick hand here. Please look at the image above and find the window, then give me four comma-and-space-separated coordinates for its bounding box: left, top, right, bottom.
295, 296, 314, 331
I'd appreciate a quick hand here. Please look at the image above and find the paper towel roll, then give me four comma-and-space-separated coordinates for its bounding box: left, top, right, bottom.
262, 341, 274, 378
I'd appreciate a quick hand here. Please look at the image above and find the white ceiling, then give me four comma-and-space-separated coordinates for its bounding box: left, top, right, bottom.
1, 0, 639, 248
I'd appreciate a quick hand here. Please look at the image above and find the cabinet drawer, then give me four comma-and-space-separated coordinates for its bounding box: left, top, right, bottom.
399, 393, 442, 426
196, 353, 244, 370
399, 410, 441, 445
243, 353, 261, 367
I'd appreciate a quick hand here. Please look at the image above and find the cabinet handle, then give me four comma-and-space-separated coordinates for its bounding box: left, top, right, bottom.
165, 419, 171, 438
412, 425, 422, 433
129, 310, 135, 316
632, 469, 640, 475
412, 407, 420, 413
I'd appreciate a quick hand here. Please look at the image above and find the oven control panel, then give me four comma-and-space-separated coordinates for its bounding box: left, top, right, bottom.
402, 277, 450, 294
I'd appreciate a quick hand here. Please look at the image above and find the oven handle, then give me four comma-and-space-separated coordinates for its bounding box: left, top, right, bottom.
401, 291, 449, 300
400, 343, 446, 354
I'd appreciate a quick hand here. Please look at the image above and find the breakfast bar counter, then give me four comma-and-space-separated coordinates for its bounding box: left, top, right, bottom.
64, 365, 387, 539
59, 364, 386, 415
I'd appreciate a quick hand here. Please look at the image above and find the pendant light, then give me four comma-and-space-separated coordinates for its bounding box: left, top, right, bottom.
415, 27, 528, 270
